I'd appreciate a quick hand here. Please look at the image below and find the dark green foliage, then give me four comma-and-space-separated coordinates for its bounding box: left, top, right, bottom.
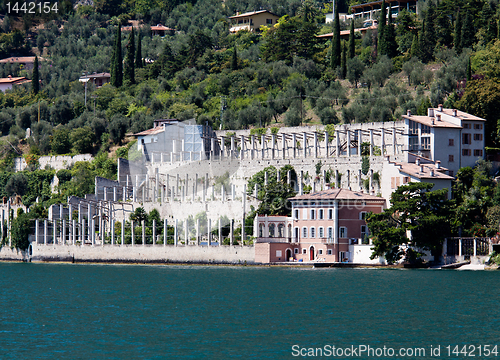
341, 41, 347, 79
454, 10, 462, 53
111, 25, 122, 87
135, 34, 142, 69
231, 46, 238, 71
124, 27, 135, 85
5, 173, 28, 196
361, 156, 369, 175
378, 0, 387, 56
32, 56, 39, 95
51, 126, 71, 154
421, 7, 437, 62
70, 126, 94, 154
347, 57, 365, 88
331, 2, 341, 69
348, 20, 355, 59
462, 12, 475, 50
10, 211, 31, 250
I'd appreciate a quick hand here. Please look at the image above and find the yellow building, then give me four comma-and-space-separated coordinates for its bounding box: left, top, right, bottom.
228, 10, 279, 33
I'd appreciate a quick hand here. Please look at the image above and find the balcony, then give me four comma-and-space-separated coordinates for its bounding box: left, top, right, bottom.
255, 237, 292, 243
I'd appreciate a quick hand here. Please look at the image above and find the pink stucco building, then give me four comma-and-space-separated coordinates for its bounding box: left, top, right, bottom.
254, 188, 386, 263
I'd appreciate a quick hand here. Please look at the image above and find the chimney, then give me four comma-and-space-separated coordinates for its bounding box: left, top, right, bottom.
430, 169, 435, 177
453, 109, 458, 117
416, 158, 420, 166
7, 75, 12, 79
428, 108, 434, 117
431, 118, 435, 125
420, 165, 424, 172
407, 110, 411, 116
436, 114, 441, 121
438, 104, 443, 111
436, 160, 441, 169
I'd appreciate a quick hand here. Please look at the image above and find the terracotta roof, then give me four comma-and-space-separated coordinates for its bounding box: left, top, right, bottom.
151, 24, 175, 31
317, 25, 377, 38
401, 115, 463, 128
229, 10, 279, 19
133, 126, 165, 136
433, 108, 486, 122
0, 76, 31, 85
0, 56, 47, 63
394, 162, 454, 180
289, 188, 385, 202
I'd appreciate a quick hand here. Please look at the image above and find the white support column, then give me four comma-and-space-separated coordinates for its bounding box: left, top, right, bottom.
474, 238, 477, 257
111, 219, 115, 245
292, 133, 297, 158
53, 219, 57, 245
164, 219, 167, 246
314, 132, 318, 158
219, 218, 222, 245
221, 136, 225, 158
261, 135, 265, 159
303, 132, 307, 158
347, 129, 351, 157
370, 129, 374, 156
62, 219, 66, 245
242, 184, 246, 247
121, 219, 125, 246
282, 133, 286, 159
392, 127, 397, 155
381, 128, 385, 156
72, 219, 76, 245
336, 130, 340, 157
230, 219, 234, 246
299, 171, 304, 195
91, 219, 95, 246
230, 136, 235, 159
153, 219, 156, 245
142, 220, 146, 246
358, 129, 362, 156
35, 219, 39, 245
81, 218, 85, 246
240, 135, 245, 160
271, 134, 275, 160
324, 131, 329, 158
251, 135, 255, 160
43, 219, 48, 245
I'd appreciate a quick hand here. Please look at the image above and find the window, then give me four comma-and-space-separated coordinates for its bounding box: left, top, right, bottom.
278, 224, 284, 237
294, 209, 299, 220
259, 224, 263, 237
328, 209, 333, 220
474, 149, 483, 157
318, 209, 324, 220
294, 227, 299, 240
474, 124, 483, 130
403, 176, 410, 184
294, 248, 299, 254
449, 155, 454, 162
302, 248, 307, 254
276, 250, 282, 257
269, 224, 275, 237
318, 249, 323, 255
462, 133, 471, 144
409, 120, 418, 135
463, 123, 471, 129
328, 227, 333, 240
266, 18, 273, 24
391, 177, 401, 189
310, 209, 315, 220
339, 227, 347, 238
361, 225, 368, 243
303, 209, 307, 220
462, 149, 471, 156
474, 134, 483, 141
449, 171, 454, 177
421, 137, 430, 150
449, 139, 454, 146
359, 212, 367, 220
409, 137, 418, 151
421, 124, 431, 134
327, 249, 332, 255
310, 227, 316, 238
319, 227, 324, 238
302, 227, 308, 238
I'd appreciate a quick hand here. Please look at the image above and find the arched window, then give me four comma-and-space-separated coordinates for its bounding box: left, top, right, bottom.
269, 223, 275, 237
302, 227, 308, 238
278, 224, 285, 237
310, 227, 316, 238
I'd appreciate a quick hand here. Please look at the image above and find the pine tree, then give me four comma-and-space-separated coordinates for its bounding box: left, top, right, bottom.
467, 55, 472, 81
348, 20, 355, 59
410, 34, 420, 58
331, 1, 341, 69
341, 40, 347, 79
435, 3, 453, 47
124, 26, 135, 84
111, 25, 122, 87
135, 33, 142, 69
421, 6, 436, 62
454, 10, 462, 53
378, 0, 387, 56
231, 46, 238, 70
386, 9, 398, 58
32, 55, 39, 94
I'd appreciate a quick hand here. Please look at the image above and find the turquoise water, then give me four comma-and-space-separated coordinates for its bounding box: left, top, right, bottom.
0, 264, 499, 359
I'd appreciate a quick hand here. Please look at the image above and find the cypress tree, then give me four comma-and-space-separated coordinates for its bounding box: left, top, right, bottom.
135, 33, 142, 69
111, 25, 122, 87
341, 40, 347, 79
124, 26, 135, 84
410, 34, 420, 58
32, 55, 39, 94
378, 0, 387, 56
461, 12, 475, 50
422, 6, 436, 62
386, 9, 398, 58
454, 10, 462, 53
331, 1, 341, 69
467, 55, 472, 81
231, 46, 238, 70
348, 20, 355, 59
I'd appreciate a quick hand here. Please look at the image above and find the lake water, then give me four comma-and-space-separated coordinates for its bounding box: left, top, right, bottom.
0, 263, 499, 359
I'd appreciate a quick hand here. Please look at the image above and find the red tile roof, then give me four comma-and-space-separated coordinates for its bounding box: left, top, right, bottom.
0, 76, 31, 85
229, 10, 278, 19
289, 188, 385, 202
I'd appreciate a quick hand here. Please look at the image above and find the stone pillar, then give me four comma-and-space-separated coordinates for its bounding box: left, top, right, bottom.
196, 219, 200, 246
53, 219, 57, 245
111, 219, 115, 245
230, 136, 235, 159
113, 187, 117, 202
381, 128, 385, 156
251, 135, 255, 160
292, 133, 297, 158
358, 129, 362, 156
240, 135, 245, 160
164, 219, 167, 246
282, 133, 286, 159
287, 170, 291, 186
185, 220, 188, 246
324, 131, 329, 158
359, 169, 362, 191
35, 219, 39, 245
212, 185, 215, 200
303, 132, 307, 158
62, 219, 66, 245
171, 186, 175, 202
299, 171, 304, 195
314, 132, 318, 158
104, 187, 107, 201
121, 220, 125, 246
91, 219, 95, 246
370, 129, 374, 156
182, 186, 185, 202
195, 174, 198, 194
166, 175, 170, 202
254, 183, 258, 199
72, 219, 76, 245
133, 186, 137, 202
211, 138, 215, 160
176, 174, 180, 196
392, 127, 397, 155
312, 181, 316, 193
221, 136, 225, 158
131, 220, 135, 246
261, 134, 265, 159
81, 218, 85, 246
277, 170, 280, 182
346, 129, 351, 157
336, 130, 340, 157
208, 219, 212, 246
156, 172, 160, 202
347, 169, 351, 190
142, 220, 146, 246
474, 238, 477, 257
174, 219, 178, 246
335, 169, 339, 188
230, 219, 234, 246
271, 134, 275, 160
458, 238, 462, 257
202, 182, 206, 202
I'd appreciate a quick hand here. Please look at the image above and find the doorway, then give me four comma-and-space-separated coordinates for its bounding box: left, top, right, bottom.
286, 249, 292, 261
309, 246, 314, 261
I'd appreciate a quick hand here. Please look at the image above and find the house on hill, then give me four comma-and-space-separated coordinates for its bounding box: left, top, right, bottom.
228, 10, 280, 33
78, 72, 110, 88
254, 188, 386, 264
0, 75, 31, 92
0, 56, 47, 70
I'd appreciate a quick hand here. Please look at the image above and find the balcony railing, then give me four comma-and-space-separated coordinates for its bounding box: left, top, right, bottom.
255, 237, 292, 243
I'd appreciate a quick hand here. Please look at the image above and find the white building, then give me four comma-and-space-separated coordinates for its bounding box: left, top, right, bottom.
0, 75, 31, 93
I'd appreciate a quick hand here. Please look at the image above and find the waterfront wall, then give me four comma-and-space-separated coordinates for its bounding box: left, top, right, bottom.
14, 154, 93, 172
0, 247, 27, 261
30, 244, 255, 264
